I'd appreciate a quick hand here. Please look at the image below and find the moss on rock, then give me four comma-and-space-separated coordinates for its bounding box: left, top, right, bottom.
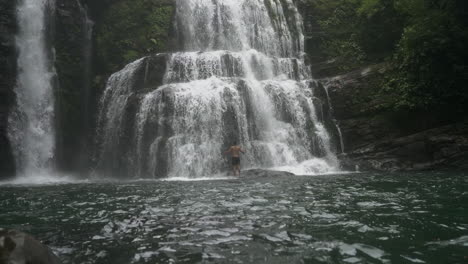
95, 0, 176, 75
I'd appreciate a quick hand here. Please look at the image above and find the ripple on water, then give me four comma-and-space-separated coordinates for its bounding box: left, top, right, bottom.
204, 235, 252, 245
426, 235, 468, 247
1, 172, 467, 264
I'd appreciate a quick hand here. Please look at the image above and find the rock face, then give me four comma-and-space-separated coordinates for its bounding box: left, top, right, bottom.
342, 122, 468, 171
297, 0, 341, 78
93, 0, 177, 75
324, 66, 468, 171
0, 229, 61, 264
54, 0, 91, 173
0, 0, 17, 179
296, 2, 468, 172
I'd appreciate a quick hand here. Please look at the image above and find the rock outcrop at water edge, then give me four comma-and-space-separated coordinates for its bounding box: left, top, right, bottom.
0, 229, 61, 264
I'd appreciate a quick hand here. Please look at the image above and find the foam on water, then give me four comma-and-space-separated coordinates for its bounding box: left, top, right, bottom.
0, 173, 83, 186
271, 158, 340, 175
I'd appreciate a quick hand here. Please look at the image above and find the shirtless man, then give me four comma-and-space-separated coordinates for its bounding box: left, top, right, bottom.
224, 142, 245, 176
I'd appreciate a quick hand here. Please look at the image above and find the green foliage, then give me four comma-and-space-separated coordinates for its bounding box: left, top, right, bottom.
96, 0, 174, 75
384, 0, 468, 113
358, 0, 383, 17
310, 0, 403, 71
305, 0, 468, 114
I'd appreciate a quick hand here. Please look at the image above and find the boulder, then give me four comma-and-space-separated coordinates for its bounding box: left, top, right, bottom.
0, 229, 61, 264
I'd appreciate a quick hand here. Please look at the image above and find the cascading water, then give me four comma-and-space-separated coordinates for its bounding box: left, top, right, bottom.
7, 0, 56, 177
95, 0, 340, 178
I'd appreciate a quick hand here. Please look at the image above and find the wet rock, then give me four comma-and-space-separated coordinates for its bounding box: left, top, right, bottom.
340, 121, 468, 171
322, 65, 468, 171
134, 54, 170, 92
296, 0, 341, 78
54, 0, 93, 173
0, 229, 61, 264
0, 0, 17, 179
323, 64, 389, 121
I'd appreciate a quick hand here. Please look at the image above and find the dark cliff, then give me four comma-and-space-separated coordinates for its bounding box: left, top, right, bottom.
0, 0, 17, 179
54, 0, 94, 174
298, 1, 468, 171
323, 67, 468, 171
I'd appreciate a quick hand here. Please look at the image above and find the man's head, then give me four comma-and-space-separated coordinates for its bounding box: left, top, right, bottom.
232, 140, 238, 146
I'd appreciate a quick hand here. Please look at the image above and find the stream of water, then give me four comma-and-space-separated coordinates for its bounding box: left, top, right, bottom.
8, 0, 56, 177
1, 172, 467, 263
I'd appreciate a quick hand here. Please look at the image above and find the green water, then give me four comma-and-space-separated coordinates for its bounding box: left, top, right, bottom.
0, 172, 467, 264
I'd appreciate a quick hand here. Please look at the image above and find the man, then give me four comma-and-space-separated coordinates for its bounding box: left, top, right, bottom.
224, 142, 245, 176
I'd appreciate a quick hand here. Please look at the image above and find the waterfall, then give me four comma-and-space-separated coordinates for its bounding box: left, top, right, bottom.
7, 0, 57, 176
95, 0, 340, 178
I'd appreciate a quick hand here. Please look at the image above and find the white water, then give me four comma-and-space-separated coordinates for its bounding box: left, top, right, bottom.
8, 0, 56, 177
0, 173, 81, 186
175, 0, 303, 57
96, 0, 340, 178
